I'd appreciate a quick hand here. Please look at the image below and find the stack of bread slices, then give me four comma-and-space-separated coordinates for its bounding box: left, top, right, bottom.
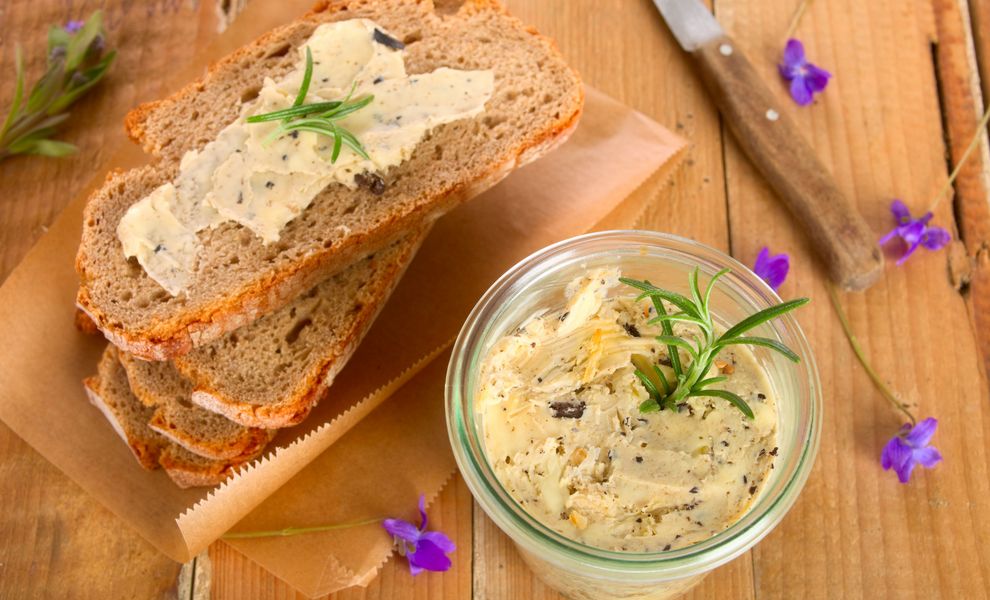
74, 0, 583, 488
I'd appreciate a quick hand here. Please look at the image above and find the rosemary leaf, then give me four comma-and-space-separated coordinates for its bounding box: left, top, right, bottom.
715, 336, 801, 362
719, 298, 809, 341
293, 46, 314, 108
246, 101, 344, 123
688, 389, 755, 419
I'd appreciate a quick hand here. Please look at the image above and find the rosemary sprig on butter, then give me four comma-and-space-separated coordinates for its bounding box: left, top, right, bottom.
246, 47, 372, 162
621, 269, 808, 419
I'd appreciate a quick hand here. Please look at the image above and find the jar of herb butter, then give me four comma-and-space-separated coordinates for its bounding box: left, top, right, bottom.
446, 231, 821, 600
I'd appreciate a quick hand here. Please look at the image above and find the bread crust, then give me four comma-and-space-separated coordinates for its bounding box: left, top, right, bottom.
86, 347, 261, 488
179, 226, 429, 428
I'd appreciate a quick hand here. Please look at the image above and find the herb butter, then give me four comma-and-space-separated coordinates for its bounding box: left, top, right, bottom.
118, 18, 494, 295
478, 269, 778, 552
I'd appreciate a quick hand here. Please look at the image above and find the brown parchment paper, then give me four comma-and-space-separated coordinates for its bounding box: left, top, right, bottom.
0, 2, 684, 592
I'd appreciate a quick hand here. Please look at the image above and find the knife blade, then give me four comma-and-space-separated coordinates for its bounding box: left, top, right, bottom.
653, 0, 883, 291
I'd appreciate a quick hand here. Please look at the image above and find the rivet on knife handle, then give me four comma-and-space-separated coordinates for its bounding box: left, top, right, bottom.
694, 35, 884, 291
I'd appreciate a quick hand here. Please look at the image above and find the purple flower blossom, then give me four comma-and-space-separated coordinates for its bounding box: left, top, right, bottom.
65, 20, 85, 33
881, 418, 942, 483
383, 495, 455, 575
879, 200, 951, 265
753, 247, 790, 291
779, 39, 831, 106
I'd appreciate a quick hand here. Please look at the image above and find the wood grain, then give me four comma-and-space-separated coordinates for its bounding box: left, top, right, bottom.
1, 0, 990, 598
693, 35, 884, 291
0, 2, 214, 599
717, 0, 990, 598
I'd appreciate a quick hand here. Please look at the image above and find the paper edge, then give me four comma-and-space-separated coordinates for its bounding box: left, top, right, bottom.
174, 341, 453, 557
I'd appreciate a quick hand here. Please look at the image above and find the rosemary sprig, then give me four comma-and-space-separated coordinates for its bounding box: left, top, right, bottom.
246, 46, 372, 162
621, 269, 809, 419
0, 11, 116, 161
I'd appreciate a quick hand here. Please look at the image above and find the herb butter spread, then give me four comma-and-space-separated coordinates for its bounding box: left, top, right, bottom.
478, 269, 778, 552
118, 19, 494, 295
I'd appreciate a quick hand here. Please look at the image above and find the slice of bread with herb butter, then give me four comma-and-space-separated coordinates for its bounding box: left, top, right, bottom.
120, 230, 425, 429
76, 0, 583, 360
117, 351, 275, 460
85, 346, 259, 488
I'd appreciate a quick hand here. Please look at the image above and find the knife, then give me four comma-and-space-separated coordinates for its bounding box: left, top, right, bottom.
653, 0, 883, 291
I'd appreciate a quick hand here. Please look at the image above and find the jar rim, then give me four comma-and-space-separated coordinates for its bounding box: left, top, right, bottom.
446, 230, 822, 579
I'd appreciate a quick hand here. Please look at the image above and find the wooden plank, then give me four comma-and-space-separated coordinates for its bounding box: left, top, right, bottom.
971, 0, 990, 101
209, 475, 473, 599
0, 2, 217, 598
0, 421, 183, 598
717, 0, 990, 598
931, 0, 990, 376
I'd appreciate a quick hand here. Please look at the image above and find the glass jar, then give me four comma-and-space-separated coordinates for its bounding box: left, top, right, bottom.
446, 231, 822, 600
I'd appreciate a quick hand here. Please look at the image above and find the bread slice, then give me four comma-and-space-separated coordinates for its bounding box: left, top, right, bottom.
117, 352, 274, 460
123, 230, 425, 429
76, 0, 583, 360
84, 346, 259, 488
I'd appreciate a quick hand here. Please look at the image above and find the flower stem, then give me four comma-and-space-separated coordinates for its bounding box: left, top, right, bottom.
221, 517, 384, 539
929, 100, 990, 213
785, 0, 815, 41
827, 285, 916, 426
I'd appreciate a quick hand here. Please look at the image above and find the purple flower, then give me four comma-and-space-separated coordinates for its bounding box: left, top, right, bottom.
779, 39, 831, 106
753, 247, 790, 291
879, 200, 951, 265
383, 495, 455, 575
65, 20, 85, 33
881, 418, 942, 483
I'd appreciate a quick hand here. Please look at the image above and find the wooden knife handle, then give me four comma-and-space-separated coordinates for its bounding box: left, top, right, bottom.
693, 35, 883, 291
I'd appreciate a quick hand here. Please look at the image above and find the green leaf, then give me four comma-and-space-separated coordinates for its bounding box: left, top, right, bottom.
329, 122, 343, 162
648, 285, 684, 379
719, 297, 809, 341
688, 389, 754, 419
655, 335, 699, 361
319, 94, 374, 121
631, 354, 663, 393
25, 61, 66, 114
64, 11, 103, 71
247, 101, 344, 123
688, 267, 704, 313
293, 46, 314, 108
48, 50, 116, 114
48, 26, 72, 53
648, 313, 711, 334
13, 138, 77, 157
702, 268, 731, 314
1, 46, 26, 142
695, 375, 728, 389
335, 127, 370, 159
638, 397, 661, 413
623, 281, 702, 319
652, 364, 671, 395
634, 369, 662, 401
715, 336, 801, 362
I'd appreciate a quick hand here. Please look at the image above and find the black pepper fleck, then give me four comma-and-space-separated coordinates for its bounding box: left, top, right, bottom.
749, 485, 758, 495
265, 180, 275, 189
689, 486, 699, 494
635, 456, 643, 463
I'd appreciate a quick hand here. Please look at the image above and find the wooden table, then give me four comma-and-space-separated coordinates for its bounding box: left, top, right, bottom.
2, 0, 989, 597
